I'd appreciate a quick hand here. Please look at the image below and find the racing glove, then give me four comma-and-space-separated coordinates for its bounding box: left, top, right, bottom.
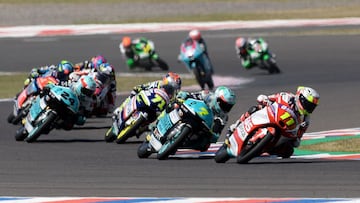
212, 117, 225, 135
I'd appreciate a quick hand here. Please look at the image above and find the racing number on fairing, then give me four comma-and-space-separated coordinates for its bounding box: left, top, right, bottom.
280, 112, 295, 127
151, 95, 166, 110
188, 101, 209, 116
61, 91, 76, 106
143, 44, 151, 54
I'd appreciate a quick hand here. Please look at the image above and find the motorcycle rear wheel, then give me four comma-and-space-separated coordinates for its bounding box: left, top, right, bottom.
156, 58, 169, 70
157, 124, 191, 160
214, 144, 231, 163
115, 115, 146, 144
104, 126, 117, 142
236, 132, 273, 164
25, 111, 57, 143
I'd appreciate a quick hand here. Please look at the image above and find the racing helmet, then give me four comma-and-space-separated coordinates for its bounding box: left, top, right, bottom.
74, 75, 96, 97
57, 60, 74, 81
95, 63, 113, 85
161, 72, 182, 99
235, 37, 247, 49
91, 55, 107, 69
122, 36, 132, 48
295, 86, 320, 115
210, 86, 236, 113
162, 72, 182, 92
189, 29, 201, 41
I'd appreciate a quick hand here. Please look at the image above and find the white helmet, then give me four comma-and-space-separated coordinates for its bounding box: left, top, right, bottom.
295, 86, 320, 115
209, 86, 236, 113
189, 29, 201, 41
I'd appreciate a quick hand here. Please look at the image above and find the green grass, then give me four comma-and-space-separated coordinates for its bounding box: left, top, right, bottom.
298, 136, 360, 153
1, 0, 360, 23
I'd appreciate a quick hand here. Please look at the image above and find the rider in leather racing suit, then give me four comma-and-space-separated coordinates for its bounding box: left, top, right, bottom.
174, 86, 236, 151
23, 60, 74, 87
228, 86, 320, 158
70, 75, 97, 126
235, 37, 261, 70
130, 72, 182, 98
73, 55, 107, 72
179, 29, 214, 74
119, 36, 153, 70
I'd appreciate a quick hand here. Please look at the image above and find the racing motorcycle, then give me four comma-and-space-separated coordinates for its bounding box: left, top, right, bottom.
179, 39, 214, 90
214, 102, 300, 164
245, 38, 280, 74
15, 84, 79, 143
7, 76, 58, 125
121, 38, 169, 71
137, 98, 214, 160
89, 69, 114, 117
105, 88, 170, 144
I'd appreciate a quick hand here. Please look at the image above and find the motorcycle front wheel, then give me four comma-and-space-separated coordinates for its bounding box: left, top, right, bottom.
25, 111, 57, 143
264, 59, 281, 74
236, 132, 273, 164
104, 126, 117, 142
192, 67, 205, 90
15, 126, 28, 141
115, 115, 146, 144
157, 124, 191, 160
137, 141, 153, 158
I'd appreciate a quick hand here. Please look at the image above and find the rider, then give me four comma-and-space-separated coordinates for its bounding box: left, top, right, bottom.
70, 75, 97, 126
235, 37, 272, 70
24, 60, 74, 87
228, 86, 320, 158
130, 72, 182, 98
91, 63, 117, 115
173, 86, 237, 151
70, 55, 108, 82
119, 36, 151, 70
235, 37, 255, 70
181, 29, 214, 74
73, 55, 107, 72
109, 72, 182, 142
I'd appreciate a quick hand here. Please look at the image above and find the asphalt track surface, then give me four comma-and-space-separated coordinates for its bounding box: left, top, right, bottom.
1, 27, 360, 198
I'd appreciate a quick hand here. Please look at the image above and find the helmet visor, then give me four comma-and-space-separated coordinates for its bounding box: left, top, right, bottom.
218, 98, 233, 113
299, 94, 317, 114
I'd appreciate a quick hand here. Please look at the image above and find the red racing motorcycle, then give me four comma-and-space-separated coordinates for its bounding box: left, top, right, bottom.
215, 102, 301, 164
7, 76, 58, 125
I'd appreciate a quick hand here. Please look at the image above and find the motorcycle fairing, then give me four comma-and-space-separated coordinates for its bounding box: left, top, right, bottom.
183, 99, 213, 130
25, 96, 50, 133
228, 107, 272, 157
180, 41, 204, 70
120, 96, 137, 123
270, 103, 300, 138
16, 80, 38, 108
157, 109, 181, 137
49, 85, 79, 114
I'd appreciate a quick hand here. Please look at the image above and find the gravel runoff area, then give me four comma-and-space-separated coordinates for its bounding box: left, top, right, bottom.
1, 0, 360, 26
